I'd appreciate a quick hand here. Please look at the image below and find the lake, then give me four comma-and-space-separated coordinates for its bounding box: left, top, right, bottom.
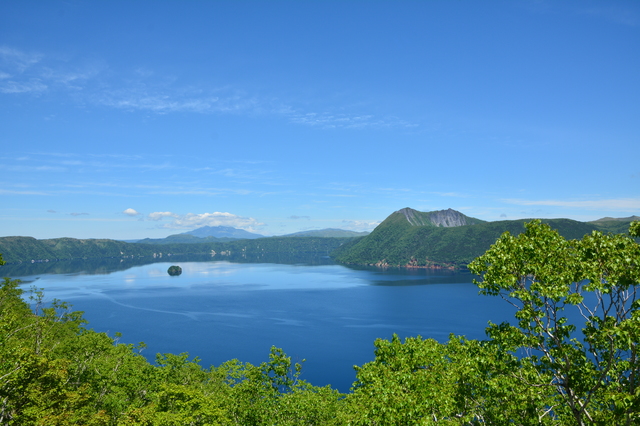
8, 259, 516, 392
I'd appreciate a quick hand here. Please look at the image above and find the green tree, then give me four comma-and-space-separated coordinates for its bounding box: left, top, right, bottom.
0, 266, 157, 424
0, 279, 107, 424
220, 347, 342, 425
468, 220, 640, 425
343, 334, 557, 425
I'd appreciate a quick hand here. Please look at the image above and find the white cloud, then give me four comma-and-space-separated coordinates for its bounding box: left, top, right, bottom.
123, 208, 140, 216
430, 191, 468, 198
100, 87, 417, 129
41, 67, 98, 88
342, 220, 381, 232
0, 45, 416, 130
0, 188, 50, 195
0, 46, 101, 96
581, 5, 640, 27
0, 47, 48, 94
175, 212, 263, 231
0, 79, 47, 94
0, 163, 66, 172
503, 198, 640, 211
289, 111, 417, 129
100, 91, 222, 114
148, 211, 264, 232
0, 46, 42, 71
148, 211, 180, 221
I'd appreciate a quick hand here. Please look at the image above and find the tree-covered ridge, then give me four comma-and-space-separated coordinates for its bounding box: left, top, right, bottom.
279, 229, 370, 238
136, 228, 368, 244
588, 215, 640, 234
333, 208, 638, 268
1, 221, 639, 424
0, 236, 351, 265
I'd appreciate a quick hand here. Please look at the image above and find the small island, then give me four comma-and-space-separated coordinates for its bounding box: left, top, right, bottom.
167, 265, 182, 276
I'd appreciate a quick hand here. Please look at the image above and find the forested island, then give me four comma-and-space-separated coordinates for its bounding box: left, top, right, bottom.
1, 220, 639, 424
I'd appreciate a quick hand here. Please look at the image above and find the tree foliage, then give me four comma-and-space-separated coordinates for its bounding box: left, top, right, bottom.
0, 274, 343, 424
469, 220, 640, 425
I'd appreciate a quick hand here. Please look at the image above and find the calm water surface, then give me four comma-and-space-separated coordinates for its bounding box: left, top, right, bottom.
14, 260, 515, 392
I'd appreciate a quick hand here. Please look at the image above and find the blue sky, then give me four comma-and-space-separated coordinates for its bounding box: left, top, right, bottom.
1, 0, 639, 240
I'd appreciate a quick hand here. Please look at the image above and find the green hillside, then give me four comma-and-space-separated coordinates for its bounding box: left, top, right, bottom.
280, 228, 370, 238
0, 236, 145, 264
588, 215, 640, 234
332, 208, 632, 268
0, 235, 350, 265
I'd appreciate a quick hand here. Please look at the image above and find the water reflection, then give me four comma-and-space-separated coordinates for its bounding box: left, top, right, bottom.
0, 253, 338, 278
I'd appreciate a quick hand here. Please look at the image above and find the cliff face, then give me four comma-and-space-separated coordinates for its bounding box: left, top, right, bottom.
398, 207, 479, 227
398, 207, 431, 226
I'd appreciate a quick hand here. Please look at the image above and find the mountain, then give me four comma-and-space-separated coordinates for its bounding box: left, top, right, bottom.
395, 207, 486, 227
588, 215, 640, 234
280, 228, 370, 238
182, 226, 264, 240
129, 226, 363, 245
135, 234, 226, 245
332, 207, 636, 269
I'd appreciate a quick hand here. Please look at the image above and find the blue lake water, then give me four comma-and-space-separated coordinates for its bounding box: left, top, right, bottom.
12, 260, 516, 392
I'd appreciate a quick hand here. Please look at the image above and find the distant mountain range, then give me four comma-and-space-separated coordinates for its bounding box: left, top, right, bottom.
0, 225, 365, 264
132, 226, 367, 244
280, 228, 370, 238
332, 208, 640, 269
0, 234, 353, 265
133, 226, 264, 245
0, 209, 636, 267
184, 226, 264, 239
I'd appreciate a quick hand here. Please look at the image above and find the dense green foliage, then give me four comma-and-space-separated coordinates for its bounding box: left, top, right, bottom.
0, 260, 343, 424
469, 220, 640, 425
1, 220, 639, 424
